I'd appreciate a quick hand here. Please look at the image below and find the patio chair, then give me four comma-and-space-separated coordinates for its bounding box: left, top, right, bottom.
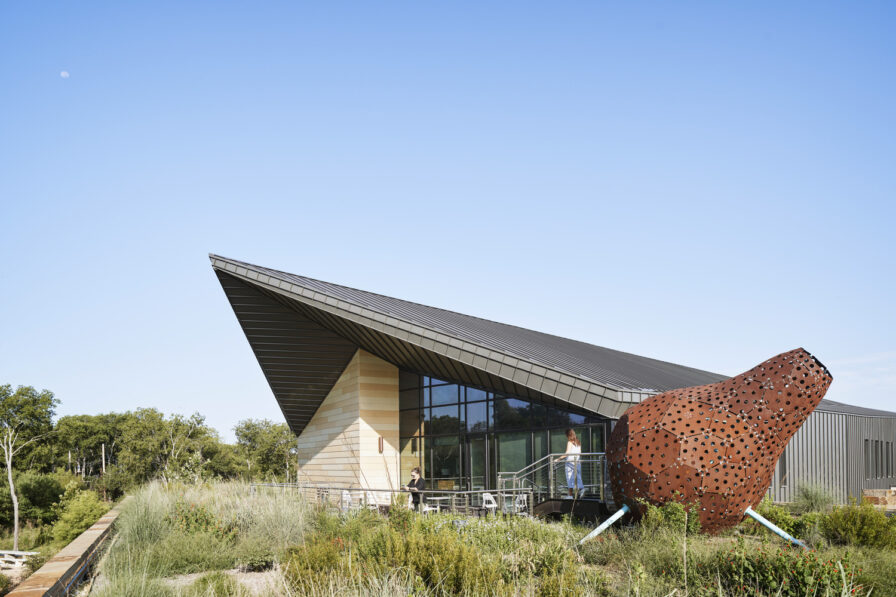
364, 491, 380, 510
482, 492, 498, 516
341, 490, 354, 511
513, 493, 529, 516
421, 498, 440, 514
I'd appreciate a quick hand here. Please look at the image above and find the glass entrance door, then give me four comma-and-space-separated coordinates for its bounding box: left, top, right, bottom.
467, 434, 490, 490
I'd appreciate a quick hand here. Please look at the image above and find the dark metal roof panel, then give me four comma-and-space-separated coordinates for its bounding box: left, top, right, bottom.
215, 271, 359, 434
211, 254, 727, 393
815, 399, 896, 418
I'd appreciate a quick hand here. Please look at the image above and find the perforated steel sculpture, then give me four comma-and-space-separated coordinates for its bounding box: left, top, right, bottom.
602, 348, 832, 537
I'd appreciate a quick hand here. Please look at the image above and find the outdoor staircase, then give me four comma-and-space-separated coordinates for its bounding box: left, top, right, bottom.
497, 452, 613, 521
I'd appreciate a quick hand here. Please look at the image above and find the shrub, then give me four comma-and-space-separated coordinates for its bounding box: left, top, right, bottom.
741, 498, 797, 537
792, 511, 825, 545
283, 535, 346, 591
852, 547, 896, 595
0, 473, 76, 528
713, 538, 861, 596
793, 483, 835, 514
310, 506, 342, 538
639, 499, 701, 535
93, 464, 131, 500
0, 572, 10, 592
16, 471, 65, 525
235, 536, 276, 572
25, 551, 49, 572
387, 500, 415, 533
52, 489, 108, 544
282, 510, 603, 596
151, 530, 238, 575
190, 571, 241, 596
169, 500, 236, 540
821, 499, 896, 549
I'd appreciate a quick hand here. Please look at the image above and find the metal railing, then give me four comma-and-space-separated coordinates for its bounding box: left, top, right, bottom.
250, 483, 535, 516
497, 452, 608, 502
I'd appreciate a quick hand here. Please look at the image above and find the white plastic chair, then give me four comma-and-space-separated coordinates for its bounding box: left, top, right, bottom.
365, 491, 380, 510
513, 493, 529, 516
341, 490, 353, 511
482, 492, 498, 516
421, 499, 439, 514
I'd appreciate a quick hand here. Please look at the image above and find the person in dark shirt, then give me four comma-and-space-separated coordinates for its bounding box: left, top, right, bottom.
402, 466, 425, 511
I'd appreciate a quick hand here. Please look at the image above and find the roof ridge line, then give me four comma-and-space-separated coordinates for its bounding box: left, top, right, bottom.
210, 253, 727, 388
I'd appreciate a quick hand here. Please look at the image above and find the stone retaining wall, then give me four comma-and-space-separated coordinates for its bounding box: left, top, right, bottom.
863, 487, 896, 510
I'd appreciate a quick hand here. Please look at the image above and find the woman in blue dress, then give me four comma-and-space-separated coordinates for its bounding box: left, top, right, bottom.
559, 428, 583, 498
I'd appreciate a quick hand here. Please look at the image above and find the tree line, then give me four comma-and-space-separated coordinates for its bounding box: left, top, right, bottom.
0, 383, 298, 548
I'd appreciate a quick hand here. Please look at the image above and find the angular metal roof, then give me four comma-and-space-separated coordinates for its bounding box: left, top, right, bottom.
212, 254, 734, 433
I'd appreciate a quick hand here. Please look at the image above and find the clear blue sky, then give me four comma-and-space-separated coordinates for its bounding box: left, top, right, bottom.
1, 2, 893, 442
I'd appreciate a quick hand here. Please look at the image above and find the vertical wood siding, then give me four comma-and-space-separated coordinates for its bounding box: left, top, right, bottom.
296, 349, 400, 490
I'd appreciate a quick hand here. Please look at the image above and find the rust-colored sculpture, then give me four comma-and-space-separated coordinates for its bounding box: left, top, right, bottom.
606, 348, 832, 534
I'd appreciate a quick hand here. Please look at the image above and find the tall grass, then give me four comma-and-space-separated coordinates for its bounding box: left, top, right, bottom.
92, 482, 890, 596
579, 523, 876, 597
93, 480, 313, 597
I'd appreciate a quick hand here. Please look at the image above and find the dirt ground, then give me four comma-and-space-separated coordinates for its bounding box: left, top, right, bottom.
162, 568, 283, 595
2, 565, 32, 592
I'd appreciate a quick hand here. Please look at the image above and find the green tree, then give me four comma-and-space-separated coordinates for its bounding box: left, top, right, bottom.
161, 413, 212, 482
201, 437, 246, 479
0, 385, 58, 550
116, 409, 222, 485
116, 408, 168, 485
234, 419, 297, 481
56, 414, 115, 478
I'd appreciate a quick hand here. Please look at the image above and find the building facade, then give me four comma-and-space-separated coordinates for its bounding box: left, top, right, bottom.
770, 401, 896, 503
212, 255, 896, 503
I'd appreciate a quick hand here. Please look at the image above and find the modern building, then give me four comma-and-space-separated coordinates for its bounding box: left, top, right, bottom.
211, 255, 896, 503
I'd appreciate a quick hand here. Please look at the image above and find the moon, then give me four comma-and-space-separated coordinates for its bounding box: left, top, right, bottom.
60, 71, 70, 79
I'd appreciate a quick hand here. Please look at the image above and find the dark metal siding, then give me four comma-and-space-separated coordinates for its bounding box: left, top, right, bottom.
845, 414, 896, 498
215, 271, 359, 434
768, 410, 896, 503
768, 411, 848, 503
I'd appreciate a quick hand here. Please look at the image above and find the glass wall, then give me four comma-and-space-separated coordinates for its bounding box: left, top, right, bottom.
398, 370, 609, 491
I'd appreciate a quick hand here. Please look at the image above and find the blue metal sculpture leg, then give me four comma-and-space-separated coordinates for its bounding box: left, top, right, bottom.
579, 504, 630, 545
744, 506, 807, 549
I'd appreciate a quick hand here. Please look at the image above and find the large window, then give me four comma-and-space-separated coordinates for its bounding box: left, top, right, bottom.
398, 370, 609, 490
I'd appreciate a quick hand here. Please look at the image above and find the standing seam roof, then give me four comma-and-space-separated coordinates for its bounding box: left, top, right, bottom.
212, 255, 728, 393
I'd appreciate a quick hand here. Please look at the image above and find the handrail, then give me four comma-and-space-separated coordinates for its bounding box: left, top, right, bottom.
249, 483, 536, 516
497, 452, 608, 502
251, 451, 609, 514
497, 452, 606, 479
250, 483, 530, 495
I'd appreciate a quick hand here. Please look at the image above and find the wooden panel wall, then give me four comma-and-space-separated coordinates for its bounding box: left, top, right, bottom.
296, 349, 400, 491
358, 351, 401, 490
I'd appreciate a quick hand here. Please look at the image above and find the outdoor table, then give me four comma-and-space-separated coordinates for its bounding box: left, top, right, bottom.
426, 496, 451, 512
